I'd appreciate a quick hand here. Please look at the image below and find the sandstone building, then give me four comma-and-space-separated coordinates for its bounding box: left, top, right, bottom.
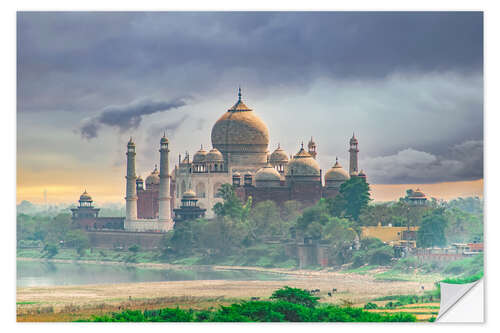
128, 88, 367, 231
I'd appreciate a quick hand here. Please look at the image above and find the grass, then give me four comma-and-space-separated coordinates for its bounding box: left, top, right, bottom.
17, 247, 163, 264
17, 301, 38, 305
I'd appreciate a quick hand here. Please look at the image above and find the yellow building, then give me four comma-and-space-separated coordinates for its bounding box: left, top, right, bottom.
361, 223, 419, 247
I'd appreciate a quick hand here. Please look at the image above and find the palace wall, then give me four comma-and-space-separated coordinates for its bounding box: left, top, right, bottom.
86, 230, 165, 250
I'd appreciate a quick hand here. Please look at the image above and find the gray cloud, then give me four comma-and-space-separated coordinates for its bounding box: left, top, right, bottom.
17, 12, 484, 186
17, 12, 483, 113
362, 140, 483, 184
79, 98, 187, 139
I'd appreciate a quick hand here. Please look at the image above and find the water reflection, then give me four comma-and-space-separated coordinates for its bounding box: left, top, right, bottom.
17, 260, 287, 287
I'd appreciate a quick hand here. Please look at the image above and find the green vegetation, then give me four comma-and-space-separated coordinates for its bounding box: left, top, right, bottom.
417, 209, 447, 248
41, 243, 59, 258
83, 287, 416, 322
374, 294, 437, 305
17, 182, 482, 278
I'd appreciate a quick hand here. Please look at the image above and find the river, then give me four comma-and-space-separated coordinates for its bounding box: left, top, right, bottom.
17, 260, 288, 287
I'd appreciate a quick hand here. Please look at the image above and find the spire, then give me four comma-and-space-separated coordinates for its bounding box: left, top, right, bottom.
301, 141, 304, 149
336, 156, 338, 163
154, 164, 158, 172
163, 131, 166, 138
238, 86, 242, 102
200, 144, 203, 150
278, 142, 281, 149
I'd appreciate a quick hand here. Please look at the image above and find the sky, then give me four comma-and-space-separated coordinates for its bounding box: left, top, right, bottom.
16, 11, 483, 204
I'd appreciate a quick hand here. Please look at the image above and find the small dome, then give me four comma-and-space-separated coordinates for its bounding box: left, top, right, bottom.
136, 176, 144, 182
146, 165, 160, 185
285, 145, 320, 178
182, 189, 196, 199
193, 145, 208, 163
206, 148, 224, 162
358, 170, 367, 177
79, 190, 92, 202
127, 137, 135, 147
270, 144, 289, 163
232, 172, 241, 178
160, 134, 169, 144
325, 159, 350, 182
255, 164, 281, 183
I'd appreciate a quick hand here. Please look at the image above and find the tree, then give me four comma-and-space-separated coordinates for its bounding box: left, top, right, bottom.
170, 222, 195, 256
65, 230, 90, 256
249, 201, 282, 240
280, 200, 302, 223
417, 209, 448, 248
338, 177, 371, 222
359, 203, 392, 226
213, 183, 251, 223
325, 194, 347, 218
42, 243, 59, 258
129, 244, 141, 254
270, 286, 319, 308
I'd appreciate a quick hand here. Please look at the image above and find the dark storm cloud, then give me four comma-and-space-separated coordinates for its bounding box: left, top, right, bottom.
79, 98, 187, 139
17, 12, 483, 185
17, 11, 483, 113
362, 140, 483, 184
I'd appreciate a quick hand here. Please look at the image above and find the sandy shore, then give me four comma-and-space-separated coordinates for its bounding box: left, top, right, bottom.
16, 258, 437, 321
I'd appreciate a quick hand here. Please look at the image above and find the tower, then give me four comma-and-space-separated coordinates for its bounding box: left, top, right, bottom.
349, 133, 359, 175
125, 138, 137, 221
158, 133, 172, 225
307, 137, 317, 159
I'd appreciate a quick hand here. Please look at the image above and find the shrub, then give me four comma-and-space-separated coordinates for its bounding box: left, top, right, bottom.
364, 302, 378, 309
41, 243, 58, 258
270, 286, 319, 308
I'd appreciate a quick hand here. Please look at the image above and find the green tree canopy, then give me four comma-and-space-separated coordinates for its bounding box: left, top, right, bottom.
338, 177, 371, 222
417, 209, 448, 248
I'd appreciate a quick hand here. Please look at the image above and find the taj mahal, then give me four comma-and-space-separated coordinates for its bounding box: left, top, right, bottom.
99, 88, 367, 232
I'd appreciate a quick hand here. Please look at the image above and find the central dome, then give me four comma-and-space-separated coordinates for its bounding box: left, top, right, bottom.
211, 88, 269, 154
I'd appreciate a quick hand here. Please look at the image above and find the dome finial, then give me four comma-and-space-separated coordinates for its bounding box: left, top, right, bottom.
336, 156, 338, 163
238, 86, 242, 102
301, 141, 304, 149
200, 144, 203, 150
163, 131, 166, 138
154, 164, 157, 171
278, 142, 280, 149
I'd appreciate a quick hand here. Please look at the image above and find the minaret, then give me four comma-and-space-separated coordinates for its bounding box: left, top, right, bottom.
158, 133, 172, 224
308, 136, 317, 159
125, 137, 137, 221
349, 133, 359, 175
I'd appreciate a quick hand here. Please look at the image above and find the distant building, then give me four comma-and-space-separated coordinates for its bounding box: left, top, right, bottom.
405, 188, 428, 206
71, 190, 124, 230
361, 223, 419, 248
79, 88, 369, 233
173, 189, 206, 225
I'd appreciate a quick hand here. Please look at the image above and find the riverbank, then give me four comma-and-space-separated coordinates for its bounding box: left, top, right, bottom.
17, 271, 436, 322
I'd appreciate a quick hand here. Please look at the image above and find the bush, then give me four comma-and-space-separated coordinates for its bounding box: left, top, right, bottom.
41, 243, 58, 258
270, 286, 319, 308
128, 244, 140, 253
368, 246, 393, 266
364, 302, 378, 309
